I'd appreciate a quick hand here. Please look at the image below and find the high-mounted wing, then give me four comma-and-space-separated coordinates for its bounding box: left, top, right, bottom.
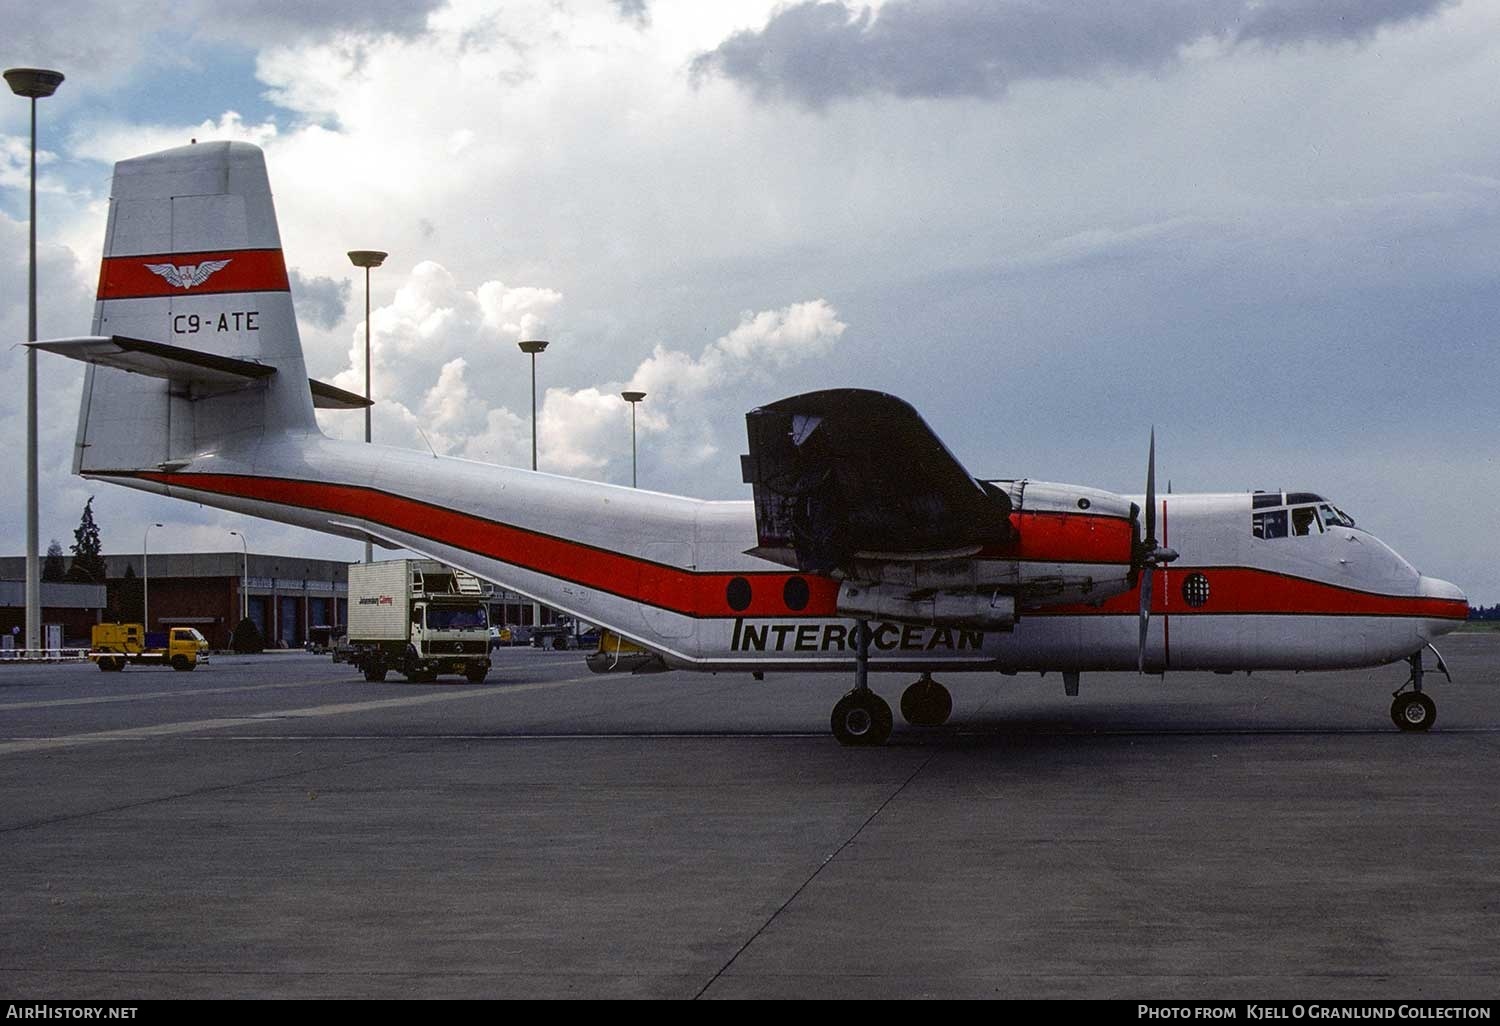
741, 389, 1012, 572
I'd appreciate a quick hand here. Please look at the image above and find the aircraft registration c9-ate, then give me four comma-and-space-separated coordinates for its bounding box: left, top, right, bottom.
31, 142, 1468, 745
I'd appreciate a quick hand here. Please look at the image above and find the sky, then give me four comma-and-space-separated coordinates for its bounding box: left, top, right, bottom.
1, 0, 1497, 603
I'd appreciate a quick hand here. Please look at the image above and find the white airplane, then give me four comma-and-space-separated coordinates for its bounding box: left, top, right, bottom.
32, 142, 1468, 745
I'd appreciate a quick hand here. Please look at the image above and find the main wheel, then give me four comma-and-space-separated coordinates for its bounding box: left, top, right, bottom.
900, 678, 953, 727
1391, 692, 1436, 732
830, 690, 894, 747
363, 665, 387, 683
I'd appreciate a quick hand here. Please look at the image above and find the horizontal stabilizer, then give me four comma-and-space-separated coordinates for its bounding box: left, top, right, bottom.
30, 335, 275, 388
309, 378, 372, 410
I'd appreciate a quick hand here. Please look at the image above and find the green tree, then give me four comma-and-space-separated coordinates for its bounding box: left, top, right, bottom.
231, 617, 264, 654
41, 540, 66, 582
113, 564, 143, 623
66, 497, 107, 584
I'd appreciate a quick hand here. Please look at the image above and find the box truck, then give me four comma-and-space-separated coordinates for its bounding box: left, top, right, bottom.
348, 560, 493, 683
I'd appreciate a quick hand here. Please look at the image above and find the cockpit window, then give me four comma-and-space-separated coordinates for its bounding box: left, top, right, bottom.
1321, 503, 1356, 529
1291, 506, 1322, 536
1253, 509, 1288, 539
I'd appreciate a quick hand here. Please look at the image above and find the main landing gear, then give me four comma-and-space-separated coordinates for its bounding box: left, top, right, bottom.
829, 624, 957, 745
831, 620, 893, 746
900, 672, 953, 727
1390, 647, 1449, 732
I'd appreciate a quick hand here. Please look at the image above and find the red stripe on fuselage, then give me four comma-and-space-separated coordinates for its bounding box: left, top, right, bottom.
124, 471, 1464, 623
98, 249, 290, 300
1036, 566, 1467, 621
131, 471, 840, 619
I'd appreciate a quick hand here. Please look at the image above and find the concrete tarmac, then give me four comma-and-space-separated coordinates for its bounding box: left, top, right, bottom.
1, 635, 1498, 999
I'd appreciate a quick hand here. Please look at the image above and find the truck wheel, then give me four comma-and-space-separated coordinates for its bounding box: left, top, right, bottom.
465, 665, 489, 684
552, 636, 568, 651
363, 665, 387, 682
171, 655, 194, 672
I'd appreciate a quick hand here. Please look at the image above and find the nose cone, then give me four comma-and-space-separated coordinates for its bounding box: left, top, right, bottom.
1418, 576, 1468, 641
1419, 576, 1467, 604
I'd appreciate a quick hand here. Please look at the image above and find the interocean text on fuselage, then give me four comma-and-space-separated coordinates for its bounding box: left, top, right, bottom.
729, 619, 985, 653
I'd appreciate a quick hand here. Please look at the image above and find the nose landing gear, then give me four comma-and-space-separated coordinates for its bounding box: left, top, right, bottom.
1390, 646, 1449, 732
900, 673, 953, 726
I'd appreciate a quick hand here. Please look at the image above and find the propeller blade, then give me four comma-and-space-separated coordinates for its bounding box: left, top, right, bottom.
1144, 426, 1157, 546
1138, 427, 1158, 674
1138, 564, 1153, 674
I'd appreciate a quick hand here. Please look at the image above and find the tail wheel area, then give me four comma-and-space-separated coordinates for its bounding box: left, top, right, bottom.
1391, 692, 1436, 732
831, 690, 893, 747
900, 674, 953, 727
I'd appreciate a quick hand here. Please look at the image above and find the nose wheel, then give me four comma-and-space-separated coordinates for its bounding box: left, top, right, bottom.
1391, 692, 1436, 732
900, 673, 953, 726
1390, 647, 1445, 732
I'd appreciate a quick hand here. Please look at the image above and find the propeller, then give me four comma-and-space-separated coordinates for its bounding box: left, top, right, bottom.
1136, 428, 1179, 673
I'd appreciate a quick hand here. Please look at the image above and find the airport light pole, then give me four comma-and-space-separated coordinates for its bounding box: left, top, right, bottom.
229, 530, 249, 621
142, 522, 163, 633
347, 250, 387, 564
621, 391, 646, 488
6, 67, 64, 654
518, 340, 549, 472
518, 339, 548, 629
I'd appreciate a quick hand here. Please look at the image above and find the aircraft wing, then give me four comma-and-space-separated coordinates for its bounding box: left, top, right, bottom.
741, 389, 1012, 572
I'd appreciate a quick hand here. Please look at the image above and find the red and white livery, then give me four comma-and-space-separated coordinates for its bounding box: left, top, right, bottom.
32, 142, 1467, 744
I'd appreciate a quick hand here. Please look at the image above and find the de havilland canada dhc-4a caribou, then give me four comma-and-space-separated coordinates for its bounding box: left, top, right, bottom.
31, 142, 1468, 745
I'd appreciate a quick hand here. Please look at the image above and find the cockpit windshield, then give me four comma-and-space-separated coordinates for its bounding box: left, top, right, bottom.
1251, 493, 1356, 540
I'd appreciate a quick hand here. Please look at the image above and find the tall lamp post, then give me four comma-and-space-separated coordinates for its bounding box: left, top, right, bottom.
142, 522, 163, 635
347, 250, 387, 564
6, 67, 64, 654
621, 391, 646, 488
517, 339, 548, 628
229, 530, 249, 622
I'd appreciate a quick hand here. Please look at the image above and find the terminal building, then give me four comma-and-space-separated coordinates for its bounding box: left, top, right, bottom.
1, 553, 548, 650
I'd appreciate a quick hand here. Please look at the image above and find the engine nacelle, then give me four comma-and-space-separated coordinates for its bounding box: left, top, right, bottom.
836, 581, 1017, 632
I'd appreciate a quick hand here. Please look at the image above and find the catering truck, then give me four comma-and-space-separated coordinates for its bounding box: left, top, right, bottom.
348, 559, 493, 683
90, 623, 209, 672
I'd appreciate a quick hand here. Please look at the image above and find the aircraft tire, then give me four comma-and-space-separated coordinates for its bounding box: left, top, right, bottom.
831, 690, 893, 747
900, 678, 953, 727
1391, 692, 1436, 732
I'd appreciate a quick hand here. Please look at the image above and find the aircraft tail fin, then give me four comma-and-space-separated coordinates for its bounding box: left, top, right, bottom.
54, 141, 322, 476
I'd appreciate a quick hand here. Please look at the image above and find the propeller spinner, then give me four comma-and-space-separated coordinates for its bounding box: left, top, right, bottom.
1136, 428, 1179, 673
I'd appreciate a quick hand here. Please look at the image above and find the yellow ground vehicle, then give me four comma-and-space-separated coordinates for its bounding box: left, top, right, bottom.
90, 623, 209, 672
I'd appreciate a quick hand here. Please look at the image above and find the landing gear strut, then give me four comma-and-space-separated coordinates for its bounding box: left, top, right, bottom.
1390, 648, 1444, 732
900, 672, 953, 727
831, 620, 893, 746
